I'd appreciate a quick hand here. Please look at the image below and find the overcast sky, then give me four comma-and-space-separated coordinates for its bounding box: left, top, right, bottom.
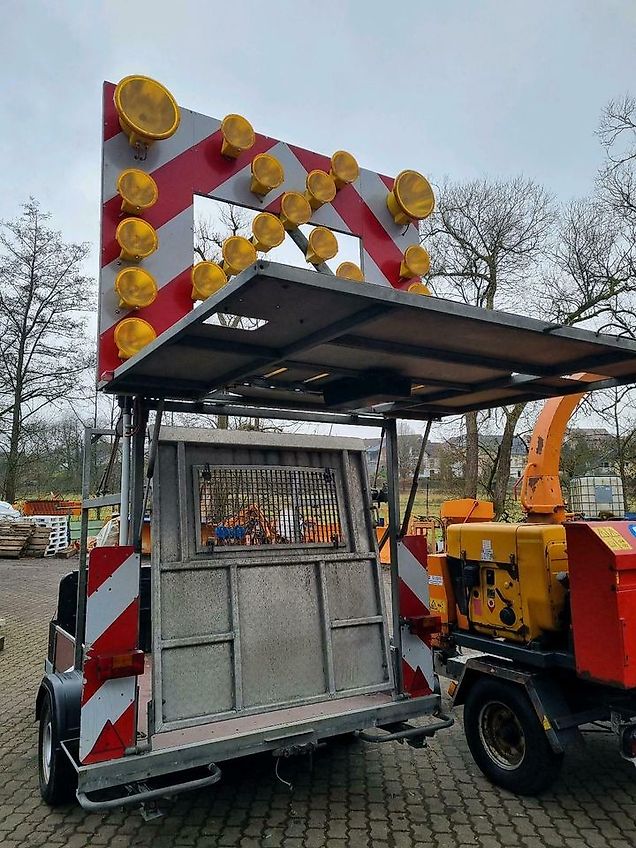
3, 0, 635, 250
2, 0, 634, 435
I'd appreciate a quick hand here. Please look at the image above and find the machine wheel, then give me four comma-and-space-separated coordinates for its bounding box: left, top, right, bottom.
38, 693, 76, 805
463, 678, 563, 795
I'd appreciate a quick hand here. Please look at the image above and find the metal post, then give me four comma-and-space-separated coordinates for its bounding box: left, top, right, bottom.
130, 400, 148, 550
384, 419, 404, 693
400, 418, 433, 537
74, 427, 94, 669
119, 399, 132, 546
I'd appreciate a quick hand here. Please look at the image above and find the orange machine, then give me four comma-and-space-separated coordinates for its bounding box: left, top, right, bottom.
436, 377, 636, 795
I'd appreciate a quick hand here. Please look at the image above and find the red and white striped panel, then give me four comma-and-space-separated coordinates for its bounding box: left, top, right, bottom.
398, 536, 435, 697
79, 546, 140, 764
98, 82, 420, 379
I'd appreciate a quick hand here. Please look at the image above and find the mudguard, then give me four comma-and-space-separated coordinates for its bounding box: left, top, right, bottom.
35, 669, 82, 742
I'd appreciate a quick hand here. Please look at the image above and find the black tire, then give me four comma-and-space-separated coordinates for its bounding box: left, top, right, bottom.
463, 678, 564, 795
38, 693, 77, 806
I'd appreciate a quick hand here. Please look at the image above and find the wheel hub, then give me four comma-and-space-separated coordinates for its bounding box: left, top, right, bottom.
478, 700, 526, 770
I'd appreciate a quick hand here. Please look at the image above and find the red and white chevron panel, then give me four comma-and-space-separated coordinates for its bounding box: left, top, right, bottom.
98, 81, 420, 379
398, 536, 435, 697
79, 546, 140, 764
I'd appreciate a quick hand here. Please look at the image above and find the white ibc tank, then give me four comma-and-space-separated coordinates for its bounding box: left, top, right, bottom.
569, 475, 624, 518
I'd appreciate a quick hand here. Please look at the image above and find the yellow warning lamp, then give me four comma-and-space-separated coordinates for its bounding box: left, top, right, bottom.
220, 114, 255, 159
222, 236, 257, 276
306, 227, 338, 265
191, 262, 228, 301
330, 150, 359, 189
250, 153, 284, 196
399, 244, 431, 279
115, 218, 158, 262
387, 170, 435, 226
305, 170, 336, 210
251, 213, 285, 252
116, 169, 158, 215
114, 267, 158, 309
279, 192, 312, 230
114, 317, 157, 360
113, 75, 180, 147
336, 261, 364, 282
407, 281, 432, 296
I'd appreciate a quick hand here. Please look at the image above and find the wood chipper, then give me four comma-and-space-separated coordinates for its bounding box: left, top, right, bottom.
431, 375, 636, 794
34, 74, 636, 809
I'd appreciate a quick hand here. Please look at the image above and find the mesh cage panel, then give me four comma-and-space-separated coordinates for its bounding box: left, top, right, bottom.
197, 465, 343, 549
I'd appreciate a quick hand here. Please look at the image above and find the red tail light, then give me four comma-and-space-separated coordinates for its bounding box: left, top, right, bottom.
96, 650, 145, 681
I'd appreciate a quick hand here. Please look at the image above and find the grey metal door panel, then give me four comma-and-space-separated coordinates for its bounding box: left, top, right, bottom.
152, 429, 393, 734
162, 643, 234, 722
332, 625, 387, 691
160, 569, 231, 639
238, 563, 327, 707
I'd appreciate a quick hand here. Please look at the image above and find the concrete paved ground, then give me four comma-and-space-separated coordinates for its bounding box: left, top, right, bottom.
1, 558, 636, 847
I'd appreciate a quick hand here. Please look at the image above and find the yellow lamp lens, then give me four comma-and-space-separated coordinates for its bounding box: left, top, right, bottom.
116, 169, 158, 215
306, 227, 338, 265
400, 244, 431, 278
387, 170, 435, 224
279, 192, 312, 230
114, 76, 180, 145
252, 213, 285, 252
305, 170, 336, 209
250, 154, 284, 196
116, 218, 158, 261
114, 317, 157, 360
336, 261, 364, 282
114, 267, 158, 309
221, 114, 255, 158
330, 150, 359, 188
222, 236, 257, 276
191, 262, 228, 301
407, 281, 432, 296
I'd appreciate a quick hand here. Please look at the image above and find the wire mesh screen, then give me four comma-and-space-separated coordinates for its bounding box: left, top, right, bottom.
197, 465, 343, 549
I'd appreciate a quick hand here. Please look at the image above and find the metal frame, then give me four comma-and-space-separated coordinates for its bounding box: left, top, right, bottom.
102, 262, 636, 417
76, 691, 439, 795
150, 425, 397, 735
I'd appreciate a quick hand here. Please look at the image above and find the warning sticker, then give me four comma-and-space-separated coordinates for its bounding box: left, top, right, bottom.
481, 539, 494, 561
591, 526, 632, 551
430, 598, 446, 614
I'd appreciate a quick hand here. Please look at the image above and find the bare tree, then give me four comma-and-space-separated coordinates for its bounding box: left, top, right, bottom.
542, 199, 635, 335
0, 200, 92, 502
598, 94, 636, 225
423, 177, 555, 513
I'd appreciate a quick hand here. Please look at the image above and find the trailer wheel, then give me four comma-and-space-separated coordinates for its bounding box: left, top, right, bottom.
463, 678, 563, 795
38, 693, 76, 805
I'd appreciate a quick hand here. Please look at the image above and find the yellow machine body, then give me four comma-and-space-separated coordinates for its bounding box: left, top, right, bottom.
446, 522, 568, 643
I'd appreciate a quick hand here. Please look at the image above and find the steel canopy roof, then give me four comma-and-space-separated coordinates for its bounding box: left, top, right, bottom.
103, 262, 636, 419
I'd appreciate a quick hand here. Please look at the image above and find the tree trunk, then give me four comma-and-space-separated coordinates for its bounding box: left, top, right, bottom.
3, 401, 22, 503
492, 404, 525, 517
464, 411, 479, 497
